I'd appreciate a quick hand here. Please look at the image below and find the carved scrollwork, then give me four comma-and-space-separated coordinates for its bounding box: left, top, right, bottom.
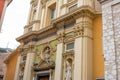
57, 32, 65, 43
73, 26, 84, 37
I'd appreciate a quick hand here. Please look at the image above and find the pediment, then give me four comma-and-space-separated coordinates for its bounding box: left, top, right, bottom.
33, 60, 55, 70
38, 61, 49, 68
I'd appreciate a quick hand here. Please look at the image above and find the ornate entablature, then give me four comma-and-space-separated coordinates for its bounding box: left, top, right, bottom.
17, 6, 95, 45
53, 6, 95, 24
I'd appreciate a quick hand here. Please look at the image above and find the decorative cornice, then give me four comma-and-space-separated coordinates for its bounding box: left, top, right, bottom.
53, 6, 95, 24
16, 25, 56, 42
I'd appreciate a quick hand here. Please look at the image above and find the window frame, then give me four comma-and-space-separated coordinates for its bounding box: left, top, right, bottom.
65, 41, 74, 52
68, 4, 77, 12
50, 8, 55, 20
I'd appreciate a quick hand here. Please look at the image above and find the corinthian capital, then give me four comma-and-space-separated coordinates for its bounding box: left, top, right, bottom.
73, 26, 84, 37
57, 32, 65, 43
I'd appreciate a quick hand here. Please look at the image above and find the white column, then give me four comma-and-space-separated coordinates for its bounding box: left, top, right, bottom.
36, 0, 41, 20
74, 35, 93, 80
40, 8, 45, 29
60, 0, 67, 16
14, 55, 21, 80
74, 37, 83, 80
56, 0, 61, 17
27, 5, 32, 24
82, 36, 93, 80
23, 53, 35, 80
54, 43, 63, 80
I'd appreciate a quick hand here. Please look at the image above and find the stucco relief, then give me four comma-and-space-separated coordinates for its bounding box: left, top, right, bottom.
33, 42, 56, 69
40, 46, 55, 65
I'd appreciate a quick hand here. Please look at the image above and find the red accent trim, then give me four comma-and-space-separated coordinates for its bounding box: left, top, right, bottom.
0, 0, 5, 19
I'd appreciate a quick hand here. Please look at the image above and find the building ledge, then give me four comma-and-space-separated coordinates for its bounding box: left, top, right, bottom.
16, 25, 56, 42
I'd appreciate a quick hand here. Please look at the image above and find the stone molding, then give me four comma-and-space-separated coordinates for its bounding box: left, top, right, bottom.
17, 25, 56, 42
53, 6, 95, 24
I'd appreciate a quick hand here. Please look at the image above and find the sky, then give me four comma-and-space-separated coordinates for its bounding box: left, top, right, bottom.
0, 0, 30, 49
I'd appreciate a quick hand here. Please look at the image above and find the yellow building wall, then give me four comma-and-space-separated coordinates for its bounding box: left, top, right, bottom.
93, 14, 104, 80
4, 51, 18, 80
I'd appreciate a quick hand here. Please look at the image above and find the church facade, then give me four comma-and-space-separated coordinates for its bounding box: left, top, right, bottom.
15, 0, 104, 80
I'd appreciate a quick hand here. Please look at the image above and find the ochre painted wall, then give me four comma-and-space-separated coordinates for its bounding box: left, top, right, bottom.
4, 51, 19, 80
93, 14, 104, 80
0, 0, 5, 18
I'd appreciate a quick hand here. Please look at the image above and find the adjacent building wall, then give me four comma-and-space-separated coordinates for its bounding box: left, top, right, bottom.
4, 50, 19, 80
99, 0, 120, 80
